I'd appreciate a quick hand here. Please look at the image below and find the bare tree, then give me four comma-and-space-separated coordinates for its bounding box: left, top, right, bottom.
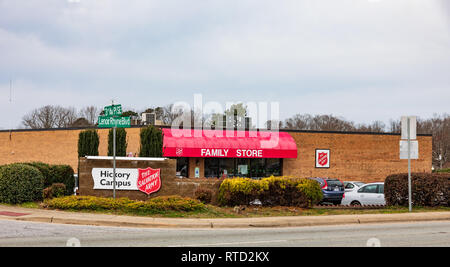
355, 121, 386, 133
416, 114, 450, 169
161, 104, 183, 126
283, 114, 356, 131
22, 105, 78, 129
79, 106, 100, 125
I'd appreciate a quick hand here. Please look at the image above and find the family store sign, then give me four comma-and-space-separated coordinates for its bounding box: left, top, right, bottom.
92, 167, 161, 195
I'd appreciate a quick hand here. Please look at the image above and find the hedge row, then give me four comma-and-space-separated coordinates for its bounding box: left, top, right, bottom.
23, 162, 75, 196
45, 195, 206, 213
0, 162, 75, 204
0, 164, 44, 204
385, 173, 450, 207
218, 176, 323, 208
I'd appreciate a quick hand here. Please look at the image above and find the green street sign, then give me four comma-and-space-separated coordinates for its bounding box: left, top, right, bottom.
98, 116, 131, 128
103, 104, 123, 117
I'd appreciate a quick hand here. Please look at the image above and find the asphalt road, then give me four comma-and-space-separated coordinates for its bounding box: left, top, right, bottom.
0, 220, 449, 247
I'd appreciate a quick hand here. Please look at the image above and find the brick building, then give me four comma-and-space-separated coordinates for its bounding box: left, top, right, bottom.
0, 127, 432, 183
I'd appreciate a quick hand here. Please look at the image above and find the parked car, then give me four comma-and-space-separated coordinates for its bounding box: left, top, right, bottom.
308, 178, 345, 205
343, 181, 365, 192
341, 182, 385, 206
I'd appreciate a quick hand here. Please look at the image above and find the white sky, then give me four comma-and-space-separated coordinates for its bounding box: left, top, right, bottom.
0, 0, 449, 129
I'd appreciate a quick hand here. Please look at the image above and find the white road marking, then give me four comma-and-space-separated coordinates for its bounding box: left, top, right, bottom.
169, 239, 288, 247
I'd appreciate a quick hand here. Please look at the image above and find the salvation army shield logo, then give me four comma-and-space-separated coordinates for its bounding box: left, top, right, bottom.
137, 167, 161, 195
176, 148, 183, 156
318, 152, 328, 166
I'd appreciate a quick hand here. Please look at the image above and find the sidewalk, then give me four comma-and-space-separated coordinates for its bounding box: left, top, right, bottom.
0, 204, 449, 229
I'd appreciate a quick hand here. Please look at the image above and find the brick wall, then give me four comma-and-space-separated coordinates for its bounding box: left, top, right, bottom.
283, 131, 432, 183
0, 128, 432, 184
0, 128, 143, 171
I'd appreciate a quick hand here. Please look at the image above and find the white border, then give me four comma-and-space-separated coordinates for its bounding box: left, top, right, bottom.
315, 149, 330, 168
86, 156, 168, 161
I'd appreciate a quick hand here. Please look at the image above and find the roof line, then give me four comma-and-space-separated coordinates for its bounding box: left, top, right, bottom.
0, 125, 433, 136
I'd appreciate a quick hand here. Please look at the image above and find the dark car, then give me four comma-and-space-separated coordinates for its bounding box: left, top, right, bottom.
308, 177, 345, 205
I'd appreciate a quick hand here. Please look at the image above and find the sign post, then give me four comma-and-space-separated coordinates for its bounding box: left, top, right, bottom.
401, 116, 417, 212
113, 121, 116, 199
98, 103, 130, 199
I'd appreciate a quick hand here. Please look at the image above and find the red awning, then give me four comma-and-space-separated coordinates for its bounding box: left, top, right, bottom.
162, 128, 298, 158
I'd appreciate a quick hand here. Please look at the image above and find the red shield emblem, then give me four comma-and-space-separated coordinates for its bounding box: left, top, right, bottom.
318, 152, 328, 166
137, 167, 161, 195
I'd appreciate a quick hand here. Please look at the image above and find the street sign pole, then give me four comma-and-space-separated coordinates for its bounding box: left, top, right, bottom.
407, 118, 412, 212
98, 101, 129, 200
113, 123, 117, 199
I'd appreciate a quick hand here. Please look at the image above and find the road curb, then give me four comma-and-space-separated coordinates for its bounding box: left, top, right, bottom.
1, 205, 449, 229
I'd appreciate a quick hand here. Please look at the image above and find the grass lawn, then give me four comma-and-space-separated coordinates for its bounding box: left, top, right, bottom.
2, 201, 450, 218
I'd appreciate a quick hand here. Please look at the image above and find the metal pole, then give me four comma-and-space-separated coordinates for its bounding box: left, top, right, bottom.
113, 125, 116, 199
407, 118, 412, 212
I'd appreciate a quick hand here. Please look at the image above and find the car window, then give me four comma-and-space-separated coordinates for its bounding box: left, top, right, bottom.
326, 180, 343, 187
345, 183, 354, 189
377, 184, 384, 194
359, 184, 378, 193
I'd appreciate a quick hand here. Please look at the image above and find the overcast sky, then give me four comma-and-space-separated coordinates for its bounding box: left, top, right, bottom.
0, 0, 449, 129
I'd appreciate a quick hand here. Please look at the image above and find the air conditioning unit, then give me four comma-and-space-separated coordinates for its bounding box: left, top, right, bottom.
141, 113, 156, 125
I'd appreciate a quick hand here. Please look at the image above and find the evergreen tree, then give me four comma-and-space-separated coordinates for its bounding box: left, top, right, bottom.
139, 125, 163, 157
108, 128, 128, 157
78, 130, 99, 157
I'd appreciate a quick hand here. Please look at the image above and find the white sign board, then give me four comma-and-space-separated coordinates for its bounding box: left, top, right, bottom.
92, 168, 139, 190
315, 149, 330, 168
401, 116, 417, 140
400, 141, 419, 160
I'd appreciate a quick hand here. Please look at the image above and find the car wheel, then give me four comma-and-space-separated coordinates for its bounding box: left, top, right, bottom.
351, 200, 361, 206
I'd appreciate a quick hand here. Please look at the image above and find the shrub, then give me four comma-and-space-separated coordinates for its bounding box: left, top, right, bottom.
23, 162, 75, 196
218, 178, 268, 206
43, 183, 67, 200
139, 125, 163, 157
385, 173, 450, 207
78, 129, 99, 157
194, 187, 213, 204
218, 176, 322, 208
49, 164, 75, 195
0, 163, 44, 204
108, 128, 128, 157
45, 195, 206, 213
23, 162, 52, 187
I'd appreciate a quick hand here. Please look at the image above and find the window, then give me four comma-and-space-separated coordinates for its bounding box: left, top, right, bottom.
176, 158, 189, 178
219, 158, 235, 178
250, 159, 265, 178
236, 158, 250, 177
265, 158, 282, 177
359, 184, 378, 193
345, 183, 354, 189
203, 158, 283, 178
204, 158, 220, 178
377, 184, 384, 194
